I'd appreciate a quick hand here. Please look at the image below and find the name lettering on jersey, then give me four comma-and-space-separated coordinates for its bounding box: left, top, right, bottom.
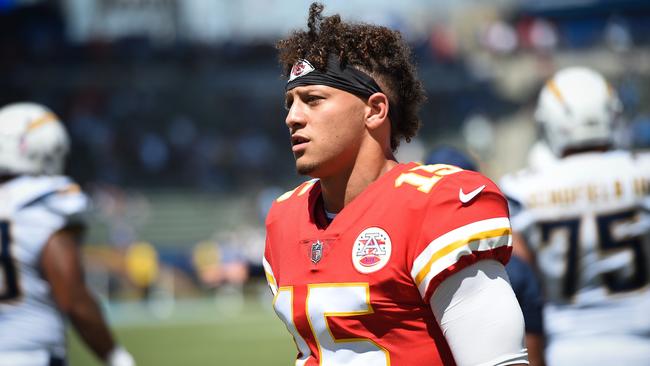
633, 177, 650, 197
352, 227, 392, 274
526, 178, 650, 208
395, 164, 462, 193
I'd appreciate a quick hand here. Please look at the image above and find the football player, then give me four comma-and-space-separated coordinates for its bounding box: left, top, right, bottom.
500, 67, 650, 365
263, 3, 528, 365
0, 102, 135, 366
426, 146, 546, 366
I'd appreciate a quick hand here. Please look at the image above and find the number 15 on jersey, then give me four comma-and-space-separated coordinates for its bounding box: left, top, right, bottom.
274, 283, 389, 365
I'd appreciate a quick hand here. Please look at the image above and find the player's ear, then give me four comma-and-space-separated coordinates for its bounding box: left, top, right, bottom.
365, 92, 389, 131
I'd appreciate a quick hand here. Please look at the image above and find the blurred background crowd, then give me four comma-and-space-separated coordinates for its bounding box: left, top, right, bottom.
1, 0, 650, 362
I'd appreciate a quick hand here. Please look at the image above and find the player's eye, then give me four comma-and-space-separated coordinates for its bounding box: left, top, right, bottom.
284, 98, 293, 111
306, 95, 323, 106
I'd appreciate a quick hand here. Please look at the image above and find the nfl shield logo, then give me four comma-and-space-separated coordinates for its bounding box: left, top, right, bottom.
310, 241, 323, 264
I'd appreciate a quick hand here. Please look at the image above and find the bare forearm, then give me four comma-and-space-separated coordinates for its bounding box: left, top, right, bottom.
42, 229, 129, 364
67, 290, 116, 362
526, 334, 546, 366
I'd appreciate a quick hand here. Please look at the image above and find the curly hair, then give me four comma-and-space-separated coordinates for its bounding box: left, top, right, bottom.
277, 2, 426, 151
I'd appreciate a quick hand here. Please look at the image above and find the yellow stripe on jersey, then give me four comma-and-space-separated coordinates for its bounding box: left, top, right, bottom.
265, 271, 277, 291
276, 179, 317, 202
26, 112, 58, 132
411, 217, 511, 294
262, 257, 278, 295
298, 179, 316, 196
411, 218, 511, 280
414, 227, 511, 286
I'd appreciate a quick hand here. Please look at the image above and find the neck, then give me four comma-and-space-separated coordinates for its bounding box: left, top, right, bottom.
319, 142, 397, 213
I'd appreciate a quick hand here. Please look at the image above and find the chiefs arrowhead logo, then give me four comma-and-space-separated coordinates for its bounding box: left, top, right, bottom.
289, 59, 315, 82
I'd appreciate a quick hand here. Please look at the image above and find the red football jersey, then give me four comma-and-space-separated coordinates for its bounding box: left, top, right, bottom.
264, 162, 512, 366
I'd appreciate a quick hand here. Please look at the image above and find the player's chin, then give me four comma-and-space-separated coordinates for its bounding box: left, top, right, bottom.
296, 159, 319, 176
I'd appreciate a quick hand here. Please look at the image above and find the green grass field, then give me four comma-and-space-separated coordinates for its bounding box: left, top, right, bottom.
69, 294, 295, 366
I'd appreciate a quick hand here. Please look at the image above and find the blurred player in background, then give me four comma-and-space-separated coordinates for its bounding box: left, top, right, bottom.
426, 146, 546, 366
0, 103, 135, 366
500, 67, 650, 366
526, 141, 557, 174
263, 3, 528, 365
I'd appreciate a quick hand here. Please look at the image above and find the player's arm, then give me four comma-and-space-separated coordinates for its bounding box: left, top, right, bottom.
503, 187, 546, 366
41, 227, 135, 366
525, 333, 545, 366
431, 259, 529, 366
512, 231, 535, 264
505, 255, 546, 366
407, 170, 528, 365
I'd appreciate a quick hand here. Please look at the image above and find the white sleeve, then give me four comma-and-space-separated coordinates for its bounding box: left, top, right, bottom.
431, 260, 529, 366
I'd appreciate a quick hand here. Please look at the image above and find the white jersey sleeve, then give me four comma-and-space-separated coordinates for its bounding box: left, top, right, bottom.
40, 181, 88, 228
0, 175, 88, 356
431, 260, 529, 366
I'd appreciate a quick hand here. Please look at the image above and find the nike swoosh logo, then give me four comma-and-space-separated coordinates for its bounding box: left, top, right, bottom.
459, 185, 486, 204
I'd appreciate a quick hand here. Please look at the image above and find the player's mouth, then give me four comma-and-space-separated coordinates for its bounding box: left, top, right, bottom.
291, 134, 310, 153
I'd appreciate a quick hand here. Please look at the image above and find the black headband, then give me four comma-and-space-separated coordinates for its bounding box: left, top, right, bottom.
286, 54, 398, 125
286, 54, 383, 97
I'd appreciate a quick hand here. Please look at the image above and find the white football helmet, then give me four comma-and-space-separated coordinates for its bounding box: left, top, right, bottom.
535, 67, 622, 157
0, 102, 69, 175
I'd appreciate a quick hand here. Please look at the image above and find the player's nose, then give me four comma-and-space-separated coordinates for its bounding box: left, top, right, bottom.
285, 102, 306, 131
